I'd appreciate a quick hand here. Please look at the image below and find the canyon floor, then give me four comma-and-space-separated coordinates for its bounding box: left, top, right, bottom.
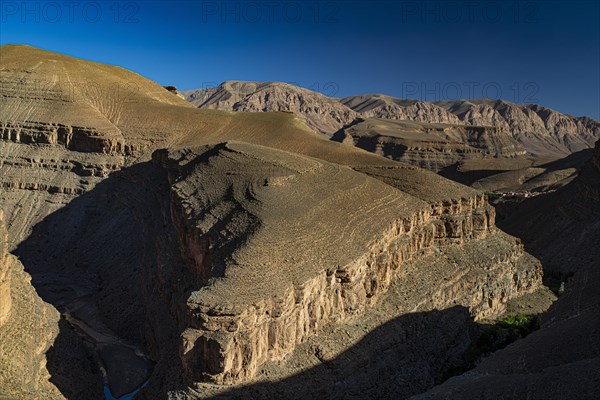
1, 45, 599, 400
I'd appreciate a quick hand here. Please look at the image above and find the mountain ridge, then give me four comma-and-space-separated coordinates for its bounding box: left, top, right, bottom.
184, 81, 600, 158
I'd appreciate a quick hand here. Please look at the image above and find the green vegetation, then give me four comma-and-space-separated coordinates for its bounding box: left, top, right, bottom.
485, 192, 503, 203
440, 313, 539, 383
499, 313, 537, 329
543, 270, 574, 296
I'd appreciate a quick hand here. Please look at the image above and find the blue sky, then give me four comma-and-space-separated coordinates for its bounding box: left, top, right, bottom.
1, 0, 599, 118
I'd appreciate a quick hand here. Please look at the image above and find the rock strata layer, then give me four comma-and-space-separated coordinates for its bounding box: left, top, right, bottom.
184, 82, 600, 158
153, 142, 541, 389
333, 118, 527, 171
0, 45, 550, 399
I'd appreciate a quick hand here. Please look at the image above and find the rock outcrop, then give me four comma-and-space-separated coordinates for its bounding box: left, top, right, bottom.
413, 143, 600, 399
184, 82, 600, 159
333, 118, 527, 172
341, 94, 463, 124
0, 45, 548, 400
434, 99, 600, 157
0, 212, 64, 399
150, 142, 541, 395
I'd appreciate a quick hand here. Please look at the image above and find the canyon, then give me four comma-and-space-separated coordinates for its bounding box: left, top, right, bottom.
0, 45, 597, 400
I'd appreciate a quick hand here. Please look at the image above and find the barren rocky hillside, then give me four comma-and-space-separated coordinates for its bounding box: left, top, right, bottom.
0, 212, 64, 399
0, 44, 587, 400
183, 81, 358, 135
341, 94, 463, 124
332, 118, 527, 172
434, 99, 600, 157
185, 83, 600, 160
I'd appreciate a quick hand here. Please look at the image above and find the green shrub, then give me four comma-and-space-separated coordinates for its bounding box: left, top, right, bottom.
543, 270, 574, 296
440, 313, 539, 383
485, 192, 502, 203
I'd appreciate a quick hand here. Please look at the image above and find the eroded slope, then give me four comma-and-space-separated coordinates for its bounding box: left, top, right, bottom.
414, 140, 600, 399
332, 118, 527, 172
145, 142, 542, 398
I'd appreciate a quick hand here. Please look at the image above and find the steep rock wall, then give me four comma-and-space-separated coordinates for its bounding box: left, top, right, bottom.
1, 121, 126, 155
0, 212, 64, 399
155, 146, 542, 387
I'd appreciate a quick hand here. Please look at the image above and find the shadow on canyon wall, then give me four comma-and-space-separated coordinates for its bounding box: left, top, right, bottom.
206, 306, 494, 400
15, 151, 588, 400
14, 161, 188, 399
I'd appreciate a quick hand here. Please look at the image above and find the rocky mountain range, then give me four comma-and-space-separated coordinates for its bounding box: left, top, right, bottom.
183, 81, 358, 135
185, 82, 600, 159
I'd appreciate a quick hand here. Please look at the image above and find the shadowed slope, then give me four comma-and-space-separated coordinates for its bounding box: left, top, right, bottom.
413, 140, 600, 399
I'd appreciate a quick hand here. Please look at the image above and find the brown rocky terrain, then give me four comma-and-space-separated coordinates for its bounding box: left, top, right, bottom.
332, 118, 527, 172
0, 211, 64, 399
184, 83, 600, 160
340, 94, 463, 125
185, 83, 599, 196
183, 81, 358, 135
149, 143, 541, 395
434, 99, 600, 157
412, 139, 600, 400
470, 147, 593, 193
0, 44, 582, 400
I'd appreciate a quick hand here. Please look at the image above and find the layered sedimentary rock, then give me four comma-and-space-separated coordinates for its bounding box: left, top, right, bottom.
198, 230, 542, 399
0, 212, 64, 399
340, 94, 463, 124
152, 142, 541, 393
414, 144, 600, 399
333, 118, 527, 172
0, 213, 11, 326
0, 45, 547, 399
434, 99, 600, 157
1, 121, 124, 154
341, 97, 600, 157
183, 81, 359, 135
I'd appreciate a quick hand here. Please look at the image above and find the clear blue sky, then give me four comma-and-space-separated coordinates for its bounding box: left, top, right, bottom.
1, 0, 599, 118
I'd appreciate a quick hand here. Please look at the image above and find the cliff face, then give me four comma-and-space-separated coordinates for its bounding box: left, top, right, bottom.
0, 214, 11, 327
340, 95, 463, 125
414, 146, 600, 399
333, 118, 527, 172
152, 143, 541, 393
0, 212, 63, 399
1, 121, 125, 155
433, 100, 600, 157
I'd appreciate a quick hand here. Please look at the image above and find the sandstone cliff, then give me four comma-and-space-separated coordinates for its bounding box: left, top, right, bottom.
434, 99, 600, 157
147, 142, 542, 397
0, 212, 64, 399
413, 142, 600, 399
